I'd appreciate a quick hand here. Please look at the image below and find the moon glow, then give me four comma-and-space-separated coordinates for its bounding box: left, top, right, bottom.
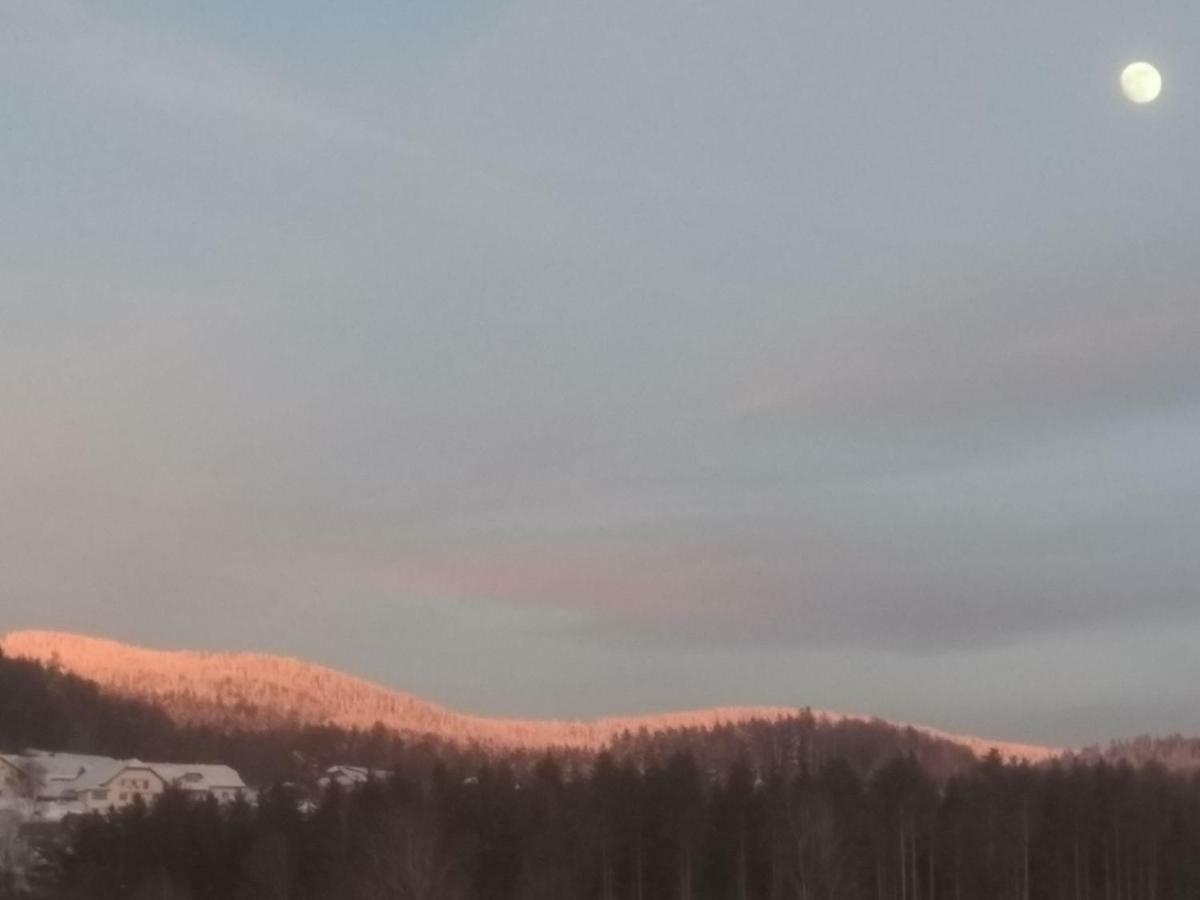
1121, 61, 1162, 104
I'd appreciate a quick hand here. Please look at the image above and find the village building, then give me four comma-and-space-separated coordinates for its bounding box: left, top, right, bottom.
58, 761, 166, 816
6, 752, 248, 821
153, 764, 246, 804
21, 753, 166, 818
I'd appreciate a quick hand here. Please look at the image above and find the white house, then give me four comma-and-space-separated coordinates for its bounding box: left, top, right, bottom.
23, 753, 166, 816
10, 751, 248, 820
61, 761, 166, 815
153, 764, 246, 803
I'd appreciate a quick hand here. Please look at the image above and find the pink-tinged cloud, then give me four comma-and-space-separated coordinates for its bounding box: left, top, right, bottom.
375, 516, 1199, 653
387, 538, 776, 629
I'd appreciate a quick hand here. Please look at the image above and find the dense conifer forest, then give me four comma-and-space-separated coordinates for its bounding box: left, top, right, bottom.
45, 749, 1200, 900
0, 649, 466, 786
0, 648, 981, 785
7, 649, 1200, 899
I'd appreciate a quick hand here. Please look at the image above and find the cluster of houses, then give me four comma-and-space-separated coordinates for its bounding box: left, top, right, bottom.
0, 751, 249, 822
315, 764, 392, 791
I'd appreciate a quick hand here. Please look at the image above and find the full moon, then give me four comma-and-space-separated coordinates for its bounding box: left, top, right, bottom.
1121, 61, 1162, 104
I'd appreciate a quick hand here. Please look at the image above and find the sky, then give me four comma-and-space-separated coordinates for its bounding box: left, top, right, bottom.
3, 1, 1198, 748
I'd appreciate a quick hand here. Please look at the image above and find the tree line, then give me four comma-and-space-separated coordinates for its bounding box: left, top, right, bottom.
8, 646, 1200, 899
0, 647, 981, 786
41, 749, 1200, 900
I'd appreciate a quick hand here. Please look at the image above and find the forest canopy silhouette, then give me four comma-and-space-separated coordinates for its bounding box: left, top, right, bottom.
5, 650, 1200, 899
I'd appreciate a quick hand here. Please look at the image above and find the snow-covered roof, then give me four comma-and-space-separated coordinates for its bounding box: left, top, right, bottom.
68, 759, 139, 793
327, 765, 369, 776
8, 752, 246, 801
327, 765, 391, 779
25, 751, 119, 780
152, 764, 246, 792
318, 765, 391, 787
19, 752, 138, 797
324, 765, 370, 780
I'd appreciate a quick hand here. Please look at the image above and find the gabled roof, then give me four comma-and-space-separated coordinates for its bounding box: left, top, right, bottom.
68, 759, 149, 793
9, 752, 246, 799
20, 752, 164, 795
152, 764, 246, 791
20, 752, 122, 798
25, 751, 121, 781
68, 764, 121, 793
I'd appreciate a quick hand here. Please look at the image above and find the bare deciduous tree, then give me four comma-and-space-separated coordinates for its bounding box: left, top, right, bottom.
353, 805, 465, 900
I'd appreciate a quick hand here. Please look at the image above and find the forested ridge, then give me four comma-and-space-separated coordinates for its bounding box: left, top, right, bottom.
0, 631, 1053, 761
0, 638, 1026, 792
0, 648, 975, 786
0, 647, 471, 784
8, 648, 1200, 898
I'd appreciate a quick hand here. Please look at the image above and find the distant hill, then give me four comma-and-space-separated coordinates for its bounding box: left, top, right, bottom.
1078, 734, 1200, 772
0, 630, 1055, 762
0, 641, 176, 759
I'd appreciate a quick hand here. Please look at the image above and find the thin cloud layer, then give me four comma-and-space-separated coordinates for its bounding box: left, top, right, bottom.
3, 0, 1200, 740
734, 250, 1200, 430
381, 484, 1200, 653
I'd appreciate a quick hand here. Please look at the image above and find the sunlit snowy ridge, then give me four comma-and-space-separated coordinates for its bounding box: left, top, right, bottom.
1, 630, 1056, 762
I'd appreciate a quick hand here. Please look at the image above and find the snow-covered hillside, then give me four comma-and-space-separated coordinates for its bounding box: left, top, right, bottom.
0, 630, 1057, 761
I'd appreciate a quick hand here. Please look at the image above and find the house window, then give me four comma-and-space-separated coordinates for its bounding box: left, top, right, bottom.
93, 790, 109, 800
120, 793, 128, 801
